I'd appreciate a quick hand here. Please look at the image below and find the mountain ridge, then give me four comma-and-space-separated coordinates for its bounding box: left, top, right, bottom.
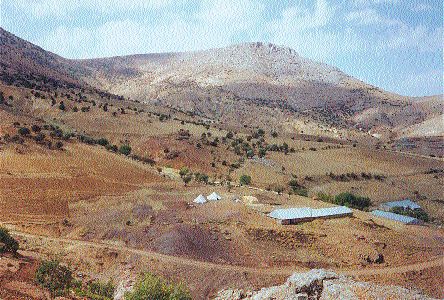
1, 27, 442, 138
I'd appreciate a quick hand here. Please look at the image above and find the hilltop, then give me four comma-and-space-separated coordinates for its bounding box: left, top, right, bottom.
1, 28, 442, 139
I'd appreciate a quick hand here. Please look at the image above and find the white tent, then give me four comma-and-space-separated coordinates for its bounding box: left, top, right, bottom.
207, 192, 222, 201
193, 194, 207, 204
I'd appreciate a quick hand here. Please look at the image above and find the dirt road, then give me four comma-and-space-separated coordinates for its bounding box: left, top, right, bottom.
11, 230, 444, 277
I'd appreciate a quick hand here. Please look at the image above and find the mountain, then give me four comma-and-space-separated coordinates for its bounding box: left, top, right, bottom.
1, 28, 442, 138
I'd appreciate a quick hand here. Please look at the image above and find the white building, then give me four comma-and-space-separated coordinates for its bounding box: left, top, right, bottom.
268, 206, 352, 225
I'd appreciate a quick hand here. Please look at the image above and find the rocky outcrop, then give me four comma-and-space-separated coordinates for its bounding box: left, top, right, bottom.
215, 269, 435, 300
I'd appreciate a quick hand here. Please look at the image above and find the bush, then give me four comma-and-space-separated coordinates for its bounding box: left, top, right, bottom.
35, 260, 73, 297
18, 127, 30, 136
58, 101, 66, 111
125, 272, 191, 300
31, 125, 41, 132
179, 167, 189, 177
75, 280, 115, 300
119, 144, 132, 156
182, 175, 192, 186
0, 227, 19, 254
96, 138, 109, 146
34, 133, 45, 142
317, 192, 334, 203
105, 144, 118, 152
54, 141, 63, 149
239, 175, 251, 186
390, 207, 429, 222
292, 187, 308, 197
334, 192, 371, 210
195, 173, 209, 184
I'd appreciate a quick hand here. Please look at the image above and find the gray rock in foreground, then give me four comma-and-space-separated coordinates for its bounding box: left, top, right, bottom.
215, 269, 435, 300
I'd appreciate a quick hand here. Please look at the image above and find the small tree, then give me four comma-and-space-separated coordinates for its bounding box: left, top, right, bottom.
119, 144, 132, 156
179, 167, 189, 177
55, 141, 63, 149
18, 127, 30, 136
35, 260, 73, 298
195, 173, 209, 184
31, 125, 41, 132
334, 192, 371, 210
58, 101, 66, 111
182, 174, 192, 186
239, 175, 251, 186
96, 138, 109, 146
0, 227, 19, 254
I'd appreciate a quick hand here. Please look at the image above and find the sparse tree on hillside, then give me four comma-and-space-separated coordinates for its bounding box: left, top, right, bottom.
119, 144, 132, 156
0, 227, 19, 254
35, 260, 73, 298
239, 175, 251, 186
18, 127, 30, 136
182, 174, 192, 186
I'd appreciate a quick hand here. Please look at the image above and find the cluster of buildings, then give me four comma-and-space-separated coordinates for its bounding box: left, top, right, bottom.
266, 199, 424, 225
371, 199, 423, 225
193, 192, 424, 226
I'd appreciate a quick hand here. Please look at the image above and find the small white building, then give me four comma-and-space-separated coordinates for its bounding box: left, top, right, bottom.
193, 194, 207, 204
207, 192, 222, 201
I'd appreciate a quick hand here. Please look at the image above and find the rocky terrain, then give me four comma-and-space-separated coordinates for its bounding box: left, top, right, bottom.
0, 27, 443, 299
1, 28, 442, 139
215, 269, 435, 300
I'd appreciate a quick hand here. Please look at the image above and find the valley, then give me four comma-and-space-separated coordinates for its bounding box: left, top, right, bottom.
0, 27, 443, 299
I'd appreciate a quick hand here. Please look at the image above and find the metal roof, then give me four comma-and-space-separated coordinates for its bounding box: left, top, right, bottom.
371, 210, 420, 224
268, 207, 312, 220
268, 206, 352, 220
381, 199, 420, 209
312, 206, 352, 218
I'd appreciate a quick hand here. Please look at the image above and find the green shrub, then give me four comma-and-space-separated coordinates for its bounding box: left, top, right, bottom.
125, 272, 191, 300
105, 144, 118, 152
35, 260, 73, 297
31, 125, 41, 132
182, 174, 192, 185
18, 127, 30, 136
390, 207, 429, 222
0, 227, 19, 254
239, 175, 251, 186
292, 188, 308, 197
96, 138, 109, 146
119, 144, 132, 156
317, 192, 334, 203
334, 192, 371, 210
75, 279, 115, 300
195, 173, 209, 184
179, 167, 189, 177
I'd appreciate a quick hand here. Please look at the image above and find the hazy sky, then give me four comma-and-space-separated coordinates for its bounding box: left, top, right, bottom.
1, 0, 442, 96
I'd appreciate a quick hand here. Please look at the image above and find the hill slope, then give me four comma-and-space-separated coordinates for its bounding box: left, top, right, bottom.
75, 42, 443, 137
1, 28, 442, 138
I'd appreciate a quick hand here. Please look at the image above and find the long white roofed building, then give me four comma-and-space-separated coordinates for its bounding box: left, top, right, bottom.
268, 206, 352, 225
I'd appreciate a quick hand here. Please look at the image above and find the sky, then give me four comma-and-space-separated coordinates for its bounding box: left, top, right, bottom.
1, 0, 442, 97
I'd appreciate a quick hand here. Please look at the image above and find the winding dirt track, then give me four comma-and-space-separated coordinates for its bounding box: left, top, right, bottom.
11, 230, 444, 277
